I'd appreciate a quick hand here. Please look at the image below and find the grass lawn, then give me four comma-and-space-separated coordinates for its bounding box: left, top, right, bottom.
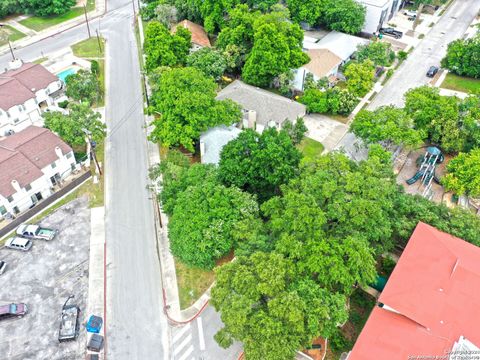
0, 25, 26, 46
19, 0, 95, 32
441, 73, 480, 94
32, 56, 48, 64
298, 137, 324, 163
175, 259, 215, 309
71, 37, 106, 107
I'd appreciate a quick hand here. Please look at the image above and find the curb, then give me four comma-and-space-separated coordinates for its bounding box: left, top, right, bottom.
162, 289, 210, 325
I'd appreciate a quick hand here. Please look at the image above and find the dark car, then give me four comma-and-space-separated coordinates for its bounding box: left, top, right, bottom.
379, 27, 403, 39
0, 303, 28, 320
426, 66, 439, 77
87, 334, 104, 352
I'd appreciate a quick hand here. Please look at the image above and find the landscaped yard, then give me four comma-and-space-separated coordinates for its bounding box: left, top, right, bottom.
175, 259, 215, 309
441, 73, 480, 94
0, 25, 26, 46
19, 0, 95, 32
71, 37, 106, 107
298, 137, 325, 163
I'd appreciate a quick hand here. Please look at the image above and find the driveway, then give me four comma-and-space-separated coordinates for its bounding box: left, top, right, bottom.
303, 115, 348, 152
0, 197, 90, 360
369, 0, 480, 109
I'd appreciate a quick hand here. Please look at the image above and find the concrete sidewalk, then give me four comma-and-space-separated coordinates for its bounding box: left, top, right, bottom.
87, 206, 106, 358
0, 0, 106, 57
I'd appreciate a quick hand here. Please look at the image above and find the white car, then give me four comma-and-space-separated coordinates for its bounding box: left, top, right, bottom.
403, 10, 417, 17
5, 237, 33, 251
16, 224, 57, 241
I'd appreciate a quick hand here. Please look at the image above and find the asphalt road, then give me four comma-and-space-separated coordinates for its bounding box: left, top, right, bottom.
0, 1, 170, 359
369, 0, 480, 109
102, 1, 169, 359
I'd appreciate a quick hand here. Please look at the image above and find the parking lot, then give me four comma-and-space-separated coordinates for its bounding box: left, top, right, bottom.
0, 197, 90, 360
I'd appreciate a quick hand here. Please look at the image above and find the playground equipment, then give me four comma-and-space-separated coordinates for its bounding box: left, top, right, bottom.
406, 147, 444, 191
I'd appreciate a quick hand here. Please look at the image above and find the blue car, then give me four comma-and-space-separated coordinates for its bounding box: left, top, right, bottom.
86, 315, 103, 333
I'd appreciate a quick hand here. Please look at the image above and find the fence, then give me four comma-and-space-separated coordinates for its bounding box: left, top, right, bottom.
0, 170, 91, 239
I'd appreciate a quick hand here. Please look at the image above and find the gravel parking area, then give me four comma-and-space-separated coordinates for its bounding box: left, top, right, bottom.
0, 197, 90, 360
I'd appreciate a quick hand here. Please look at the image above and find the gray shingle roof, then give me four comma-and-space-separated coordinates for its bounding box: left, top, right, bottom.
216, 80, 306, 127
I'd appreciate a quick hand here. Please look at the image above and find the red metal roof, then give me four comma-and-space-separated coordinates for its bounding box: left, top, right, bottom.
349, 222, 480, 360
172, 20, 211, 48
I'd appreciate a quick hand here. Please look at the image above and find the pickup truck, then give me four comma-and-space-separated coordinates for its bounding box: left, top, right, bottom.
16, 224, 57, 241
379, 27, 403, 39
58, 303, 80, 342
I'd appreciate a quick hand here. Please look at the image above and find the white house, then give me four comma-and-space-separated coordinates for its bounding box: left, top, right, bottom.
294, 31, 369, 91
356, 0, 402, 34
0, 126, 77, 218
0, 61, 63, 136
199, 125, 241, 165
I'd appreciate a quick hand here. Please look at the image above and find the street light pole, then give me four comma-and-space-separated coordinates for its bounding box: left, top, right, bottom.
84, 5, 92, 38
8, 40, 15, 61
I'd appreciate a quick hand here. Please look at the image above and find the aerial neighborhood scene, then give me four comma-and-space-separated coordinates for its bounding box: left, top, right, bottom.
0, 0, 480, 359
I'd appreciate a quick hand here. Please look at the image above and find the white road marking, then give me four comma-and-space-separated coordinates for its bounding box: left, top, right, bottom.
172, 323, 191, 343
197, 317, 205, 351
177, 345, 194, 360
174, 334, 192, 356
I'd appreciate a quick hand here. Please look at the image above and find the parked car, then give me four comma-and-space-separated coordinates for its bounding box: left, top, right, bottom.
16, 224, 57, 241
58, 305, 80, 342
426, 66, 439, 77
86, 315, 103, 334
5, 237, 32, 251
0, 261, 6, 275
0, 303, 28, 320
87, 334, 104, 352
403, 10, 417, 17
379, 27, 403, 39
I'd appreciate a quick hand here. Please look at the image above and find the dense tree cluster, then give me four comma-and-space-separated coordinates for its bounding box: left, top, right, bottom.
148, 67, 242, 151
65, 69, 101, 106
301, 87, 358, 115
442, 149, 480, 197
441, 33, 480, 78
144, 21, 192, 71
356, 40, 396, 67
0, 0, 75, 18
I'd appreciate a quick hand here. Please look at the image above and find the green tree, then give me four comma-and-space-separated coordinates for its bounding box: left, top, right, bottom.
198, 0, 240, 33
186, 47, 227, 80
356, 40, 395, 67
345, 60, 375, 97
44, 103, 106, 147
322, 0, 366, 34
20, 0, 76, 16
65, 69, 100, 105
287, 0, 326, 26
242, 6, 309, 87
211, 252, 348, 360
144, 21, 191, 72
301, 88, 357, 115
149, 67, 242, 152
300, 88, 329, 113
441, 34, 480, 78
351, 106, 425, 148
218, 128, 302, 201
169, 181, 258, 269
282, 117, 308, 145
442, 148, 480, 196
154, 3, 178, 27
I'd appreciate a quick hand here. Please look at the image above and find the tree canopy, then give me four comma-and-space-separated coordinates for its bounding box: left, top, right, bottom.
186, 47, 227, 80
345, 60, 375, 97
356, 40, 395, 67
441, 34, 480, 78
442, 148, 480, 197
218, 128, 302, 201
148, 67, 242, 151
144, 21, 191, 72
322, 0, 366, 34
242, 6, 309, 87
65, 69, 101, 105
5, 0, 76, 17
351, 106, 425, 148
44, 102, 106, 147
211, 252, 348, 360
169, 180, 258, 269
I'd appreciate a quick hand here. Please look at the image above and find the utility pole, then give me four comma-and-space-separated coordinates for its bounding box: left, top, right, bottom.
84, 5, 91, 38
8, 40, 15, 61
83, 129, 102, 176
95, 29, 102, 54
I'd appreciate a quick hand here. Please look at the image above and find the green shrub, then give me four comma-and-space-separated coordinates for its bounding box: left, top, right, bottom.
58, 100, 69, 109
90, 60, 100, 75
397, 51, 408, 61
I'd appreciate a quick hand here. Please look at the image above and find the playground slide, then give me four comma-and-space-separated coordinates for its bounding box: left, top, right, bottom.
406, 171, 424, 185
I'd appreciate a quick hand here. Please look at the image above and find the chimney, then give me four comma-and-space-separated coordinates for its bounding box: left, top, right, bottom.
11, 179, 22, 193
248, 110, 257, 130
54, 146, 63, 159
